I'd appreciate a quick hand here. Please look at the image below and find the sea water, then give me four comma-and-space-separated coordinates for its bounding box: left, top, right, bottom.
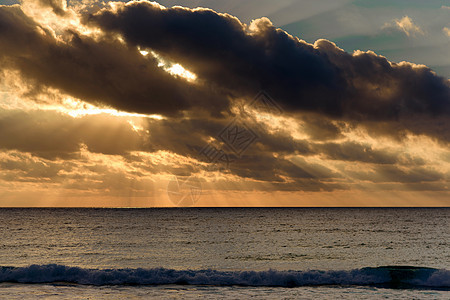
0, 208, 448, 298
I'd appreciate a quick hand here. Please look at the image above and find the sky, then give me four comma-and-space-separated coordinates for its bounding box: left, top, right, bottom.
0, 0, 449, 207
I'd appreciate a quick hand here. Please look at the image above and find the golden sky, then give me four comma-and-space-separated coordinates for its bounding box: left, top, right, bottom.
0, 0, 449, 207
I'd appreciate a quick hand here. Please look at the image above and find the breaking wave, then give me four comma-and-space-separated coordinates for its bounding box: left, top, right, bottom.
0, 265, 448, 289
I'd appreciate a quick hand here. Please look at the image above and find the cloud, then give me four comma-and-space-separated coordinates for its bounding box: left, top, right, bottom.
383, 16, 424, 37
84, 2, 449, 140
0, 1, 449, 201
347, 164, 446, 185
5, 102, 444, 192
35, 0, 67, 15
1, 2, 449, 128
0, 104, 149, 159
0, 5, 230, 117
316, 141, 397, 165
0, 149, 157, 197
443, 27, 450, 37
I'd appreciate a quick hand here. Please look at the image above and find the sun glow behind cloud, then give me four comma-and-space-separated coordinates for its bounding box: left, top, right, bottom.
22, 0, 199, 85
60, 98, 164, 120
140, 49, 198, 82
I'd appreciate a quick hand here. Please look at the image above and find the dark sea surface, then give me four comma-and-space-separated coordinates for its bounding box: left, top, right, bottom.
0, 208, 448, 299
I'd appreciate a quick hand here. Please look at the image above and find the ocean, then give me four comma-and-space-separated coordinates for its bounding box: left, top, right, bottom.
0, 208, 448, 299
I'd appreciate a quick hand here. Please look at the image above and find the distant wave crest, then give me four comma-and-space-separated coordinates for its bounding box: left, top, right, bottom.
0, 265, 448, 289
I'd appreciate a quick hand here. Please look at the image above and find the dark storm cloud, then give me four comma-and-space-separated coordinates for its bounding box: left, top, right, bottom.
1, 2, 449, 138
86, 2, 342, 115
0, 5, 229, 116
87, 1, 450, 127
316, 40, 450, 118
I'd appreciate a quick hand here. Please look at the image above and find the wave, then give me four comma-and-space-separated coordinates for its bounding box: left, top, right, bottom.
0, 265, 448, 289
